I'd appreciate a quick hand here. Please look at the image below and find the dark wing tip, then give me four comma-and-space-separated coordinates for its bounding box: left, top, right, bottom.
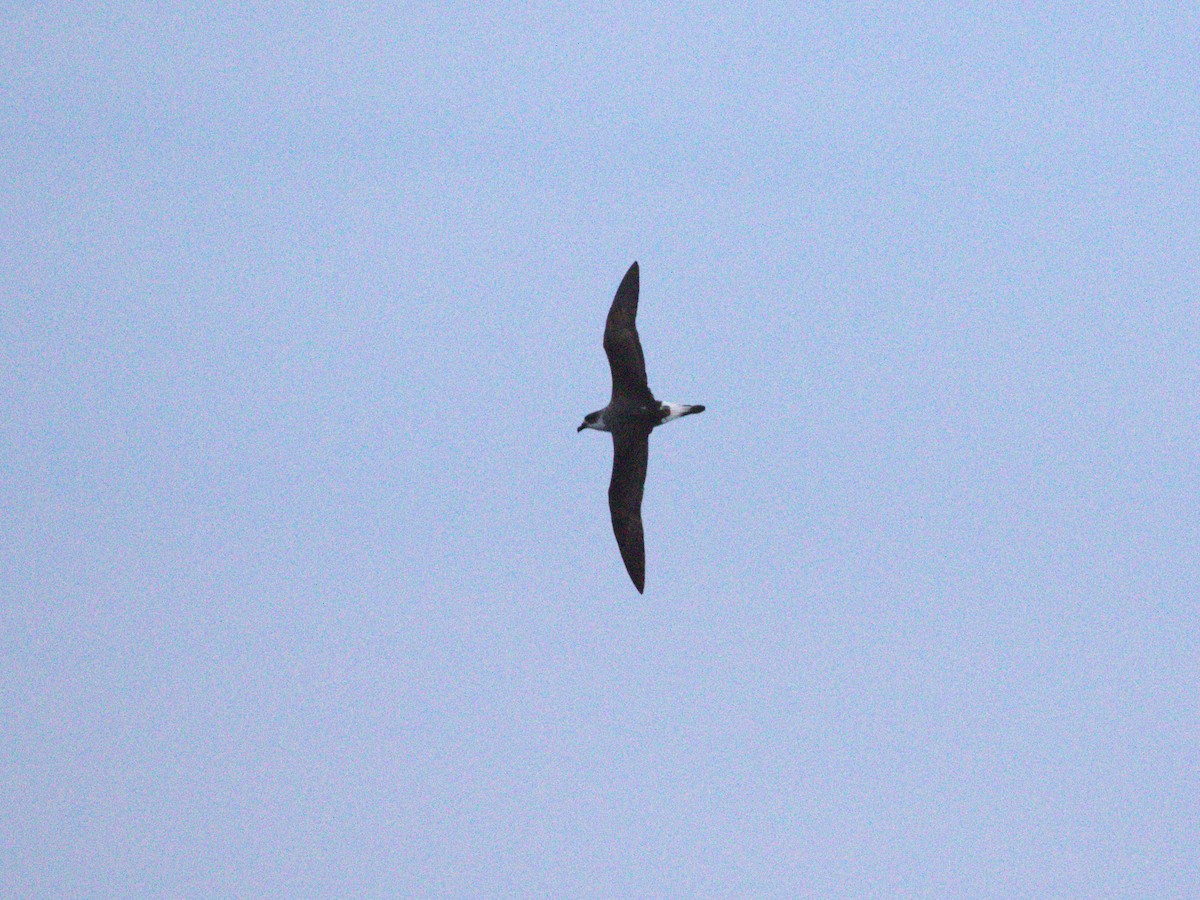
607, 263, 640, 320
612, 513, 646, 594
625, 551, 645, 592
617, 261, 639, 297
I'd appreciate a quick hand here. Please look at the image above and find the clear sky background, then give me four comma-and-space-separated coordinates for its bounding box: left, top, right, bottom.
3, 4, 1198, 896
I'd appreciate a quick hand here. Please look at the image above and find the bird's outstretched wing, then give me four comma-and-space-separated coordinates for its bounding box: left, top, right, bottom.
609, 424, 651, 593
604, 261, 655, 405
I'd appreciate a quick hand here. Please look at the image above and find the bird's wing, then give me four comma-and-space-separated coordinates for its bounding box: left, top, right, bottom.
603, 261, 655, 405
609, 424, 651, 593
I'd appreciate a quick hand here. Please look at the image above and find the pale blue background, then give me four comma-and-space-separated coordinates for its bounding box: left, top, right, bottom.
3, 4, 1198, 896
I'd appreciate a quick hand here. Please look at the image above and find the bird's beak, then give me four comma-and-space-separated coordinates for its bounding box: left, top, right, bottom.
576, 423, 586, 432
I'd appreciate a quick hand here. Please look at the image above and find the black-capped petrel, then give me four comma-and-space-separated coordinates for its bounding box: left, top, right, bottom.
578, 262, 705, 593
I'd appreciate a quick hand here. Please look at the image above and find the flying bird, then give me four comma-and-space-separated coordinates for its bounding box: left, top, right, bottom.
578, 262, 705, 593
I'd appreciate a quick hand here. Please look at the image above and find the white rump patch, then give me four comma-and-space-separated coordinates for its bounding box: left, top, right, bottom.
661, 403, 697, 423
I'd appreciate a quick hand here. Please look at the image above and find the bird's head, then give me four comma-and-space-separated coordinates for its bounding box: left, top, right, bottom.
577, 410, 607, 433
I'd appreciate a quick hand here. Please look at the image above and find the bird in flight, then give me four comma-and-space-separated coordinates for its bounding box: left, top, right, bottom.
578, 262, 705, 593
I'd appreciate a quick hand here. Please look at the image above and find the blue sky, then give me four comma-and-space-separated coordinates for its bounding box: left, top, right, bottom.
3, 4, 1198, 895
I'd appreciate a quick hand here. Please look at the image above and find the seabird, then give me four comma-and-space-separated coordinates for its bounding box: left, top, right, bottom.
578, 262, 705, 593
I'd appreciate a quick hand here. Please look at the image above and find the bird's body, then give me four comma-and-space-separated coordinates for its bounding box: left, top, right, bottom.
578, 262, 704, 593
